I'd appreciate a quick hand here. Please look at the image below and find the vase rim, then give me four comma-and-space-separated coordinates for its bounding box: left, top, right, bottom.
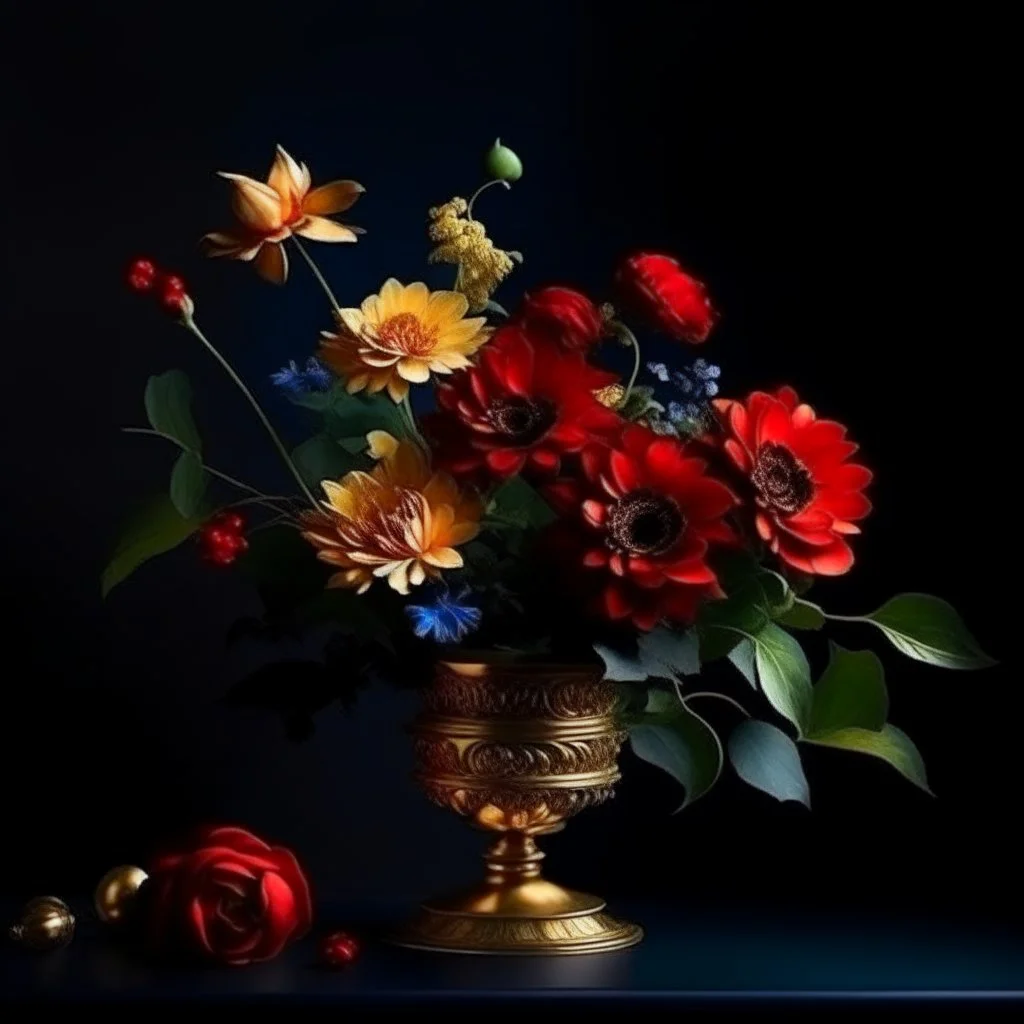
437, 650, 603, 675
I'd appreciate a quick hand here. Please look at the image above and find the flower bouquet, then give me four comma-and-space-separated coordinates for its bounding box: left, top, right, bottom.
106, 141, 992, 951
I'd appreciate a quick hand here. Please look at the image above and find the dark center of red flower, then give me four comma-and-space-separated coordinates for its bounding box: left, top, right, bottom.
751, 443, 814, 515
486, 396, 557, 446
606, 489, 685, 556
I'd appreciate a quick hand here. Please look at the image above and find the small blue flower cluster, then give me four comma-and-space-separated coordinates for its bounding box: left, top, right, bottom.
270, 357, 334, 394
647, 358, 721, 432
405, 587, 482, 644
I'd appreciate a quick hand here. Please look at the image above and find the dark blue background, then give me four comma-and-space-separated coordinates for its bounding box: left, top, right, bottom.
0, 0, 1014, 932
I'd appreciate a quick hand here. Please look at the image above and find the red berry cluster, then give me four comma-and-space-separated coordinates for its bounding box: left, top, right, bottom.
127, 257, 190, 313
199, 512, 248, 566
319, 931, 360, 967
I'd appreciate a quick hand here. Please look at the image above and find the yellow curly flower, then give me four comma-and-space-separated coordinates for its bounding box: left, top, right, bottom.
300, 431, 482, 595
427, 196, 518, 312
319, 279, 490, 404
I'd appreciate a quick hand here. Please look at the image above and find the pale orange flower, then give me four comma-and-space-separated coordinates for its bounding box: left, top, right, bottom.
299, 431, 482, 595
202, 145, 364, 284
319, 279, 490, 403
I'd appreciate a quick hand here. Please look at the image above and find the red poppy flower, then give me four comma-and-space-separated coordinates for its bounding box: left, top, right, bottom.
615, 252, 716, 344
545, 425, 738, 630
432, 325, 623, 480
713, 386, 872, 575
514, 286, 607, 351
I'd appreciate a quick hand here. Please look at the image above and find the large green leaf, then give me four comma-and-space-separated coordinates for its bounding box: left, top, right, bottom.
806, 724, 931, 795
777, 598, 825, 631
728, 719, 810, 808
627, 689, 723, 810
145, 370, 201, 452
808, 644, 887, 737
290, 386, 408, 444
169, 450, 206, 518
727, 638, 757, 688
856, 594, 994, 670
292, 434, 359, 490
102, 495, 205, 597
594, 643, 647, 682
752, 623, 812, 737
638, 627, 700, 679
489, 476, 557, 529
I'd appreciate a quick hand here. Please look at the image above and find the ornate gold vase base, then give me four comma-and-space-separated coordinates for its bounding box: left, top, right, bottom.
395, 830, 643, 955
400, 657, 644, 955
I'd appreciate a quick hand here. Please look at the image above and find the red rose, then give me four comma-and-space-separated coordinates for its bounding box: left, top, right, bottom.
545, 424, 738, 630
713, 386, 872, 575
432, 325, 623, 480
615, 252, 717, 344
514, 286, 607, 351
147, 826, 312, 965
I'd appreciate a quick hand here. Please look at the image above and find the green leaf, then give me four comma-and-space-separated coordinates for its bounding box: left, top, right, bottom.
145, 370, 201, 452
727, 638, 757, 688
102, 495, 205, 597
490, 476, 557, 529
594, 643, 647, 682
777, 598, 825, 630
639, 627, 700, 679
808, 643, 887, 737
627, 689, 723, 810
807, 724, 931, 795
484, 299, 509, 318
169, 451, 206, 518
292, 434, 359, 490
290, 386, 408, 443
857, 593, 995, 670
752, 623, 813, 737
728, 719, 810, 808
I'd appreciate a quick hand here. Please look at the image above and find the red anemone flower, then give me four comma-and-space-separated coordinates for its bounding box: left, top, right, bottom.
615, 252, 717, 344
545, 425, 739, 630
713, 386, 872, 575
433, 325, 623, 480
513, 286, 607, 351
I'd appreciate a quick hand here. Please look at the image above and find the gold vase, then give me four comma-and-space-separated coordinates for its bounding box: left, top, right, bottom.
396, 655, 643, 955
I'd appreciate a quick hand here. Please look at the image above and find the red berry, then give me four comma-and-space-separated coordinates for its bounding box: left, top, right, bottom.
320, 931, 360, 967
222, 512, 245, 533
204, 528, 229, 547
128, 259, 157, 291
163, 274, 186, 294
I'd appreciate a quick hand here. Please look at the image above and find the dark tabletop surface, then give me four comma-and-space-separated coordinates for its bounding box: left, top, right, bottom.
4, 902, 1024, 1008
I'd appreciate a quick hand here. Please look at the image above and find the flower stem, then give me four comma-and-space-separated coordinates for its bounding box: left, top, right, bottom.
401, 394, 429, 453
682, 691, 752, 718
615, 321, 643, 404
120, 427, 297, 516
467, 178, 510, 221
180, 314, 319, 508
291, 236, 341, 312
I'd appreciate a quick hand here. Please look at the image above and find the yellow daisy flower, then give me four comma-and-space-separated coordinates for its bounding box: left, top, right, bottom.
299, 431, 482, 595
202, 144, 364, 284
319, 279, 490, 403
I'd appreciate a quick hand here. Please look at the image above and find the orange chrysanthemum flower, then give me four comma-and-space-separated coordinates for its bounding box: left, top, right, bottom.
202, 145, 364, 284
299, 432, 482, 595
319, 279, 490, 403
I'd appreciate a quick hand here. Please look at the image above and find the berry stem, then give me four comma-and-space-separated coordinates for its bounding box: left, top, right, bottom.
121, 428, 297, 516
180, 312, 319, 509
291, 236, 341, 312
680, 690, 752, 718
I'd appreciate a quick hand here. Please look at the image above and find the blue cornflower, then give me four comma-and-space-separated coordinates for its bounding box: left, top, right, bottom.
405, 588, 482, 644
271, 357, 334, 394
646, 361, 670, 382
301, 357, 333, 392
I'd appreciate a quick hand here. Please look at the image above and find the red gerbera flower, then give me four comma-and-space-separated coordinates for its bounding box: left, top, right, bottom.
615, 252, 717, 344
713, 386, 872, 575
432, 325, 623, 480
545, 425, 739, 630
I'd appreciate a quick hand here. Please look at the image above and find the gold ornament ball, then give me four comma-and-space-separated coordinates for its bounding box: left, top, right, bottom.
9, 896, 76, 951
94, 865, 149, 925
